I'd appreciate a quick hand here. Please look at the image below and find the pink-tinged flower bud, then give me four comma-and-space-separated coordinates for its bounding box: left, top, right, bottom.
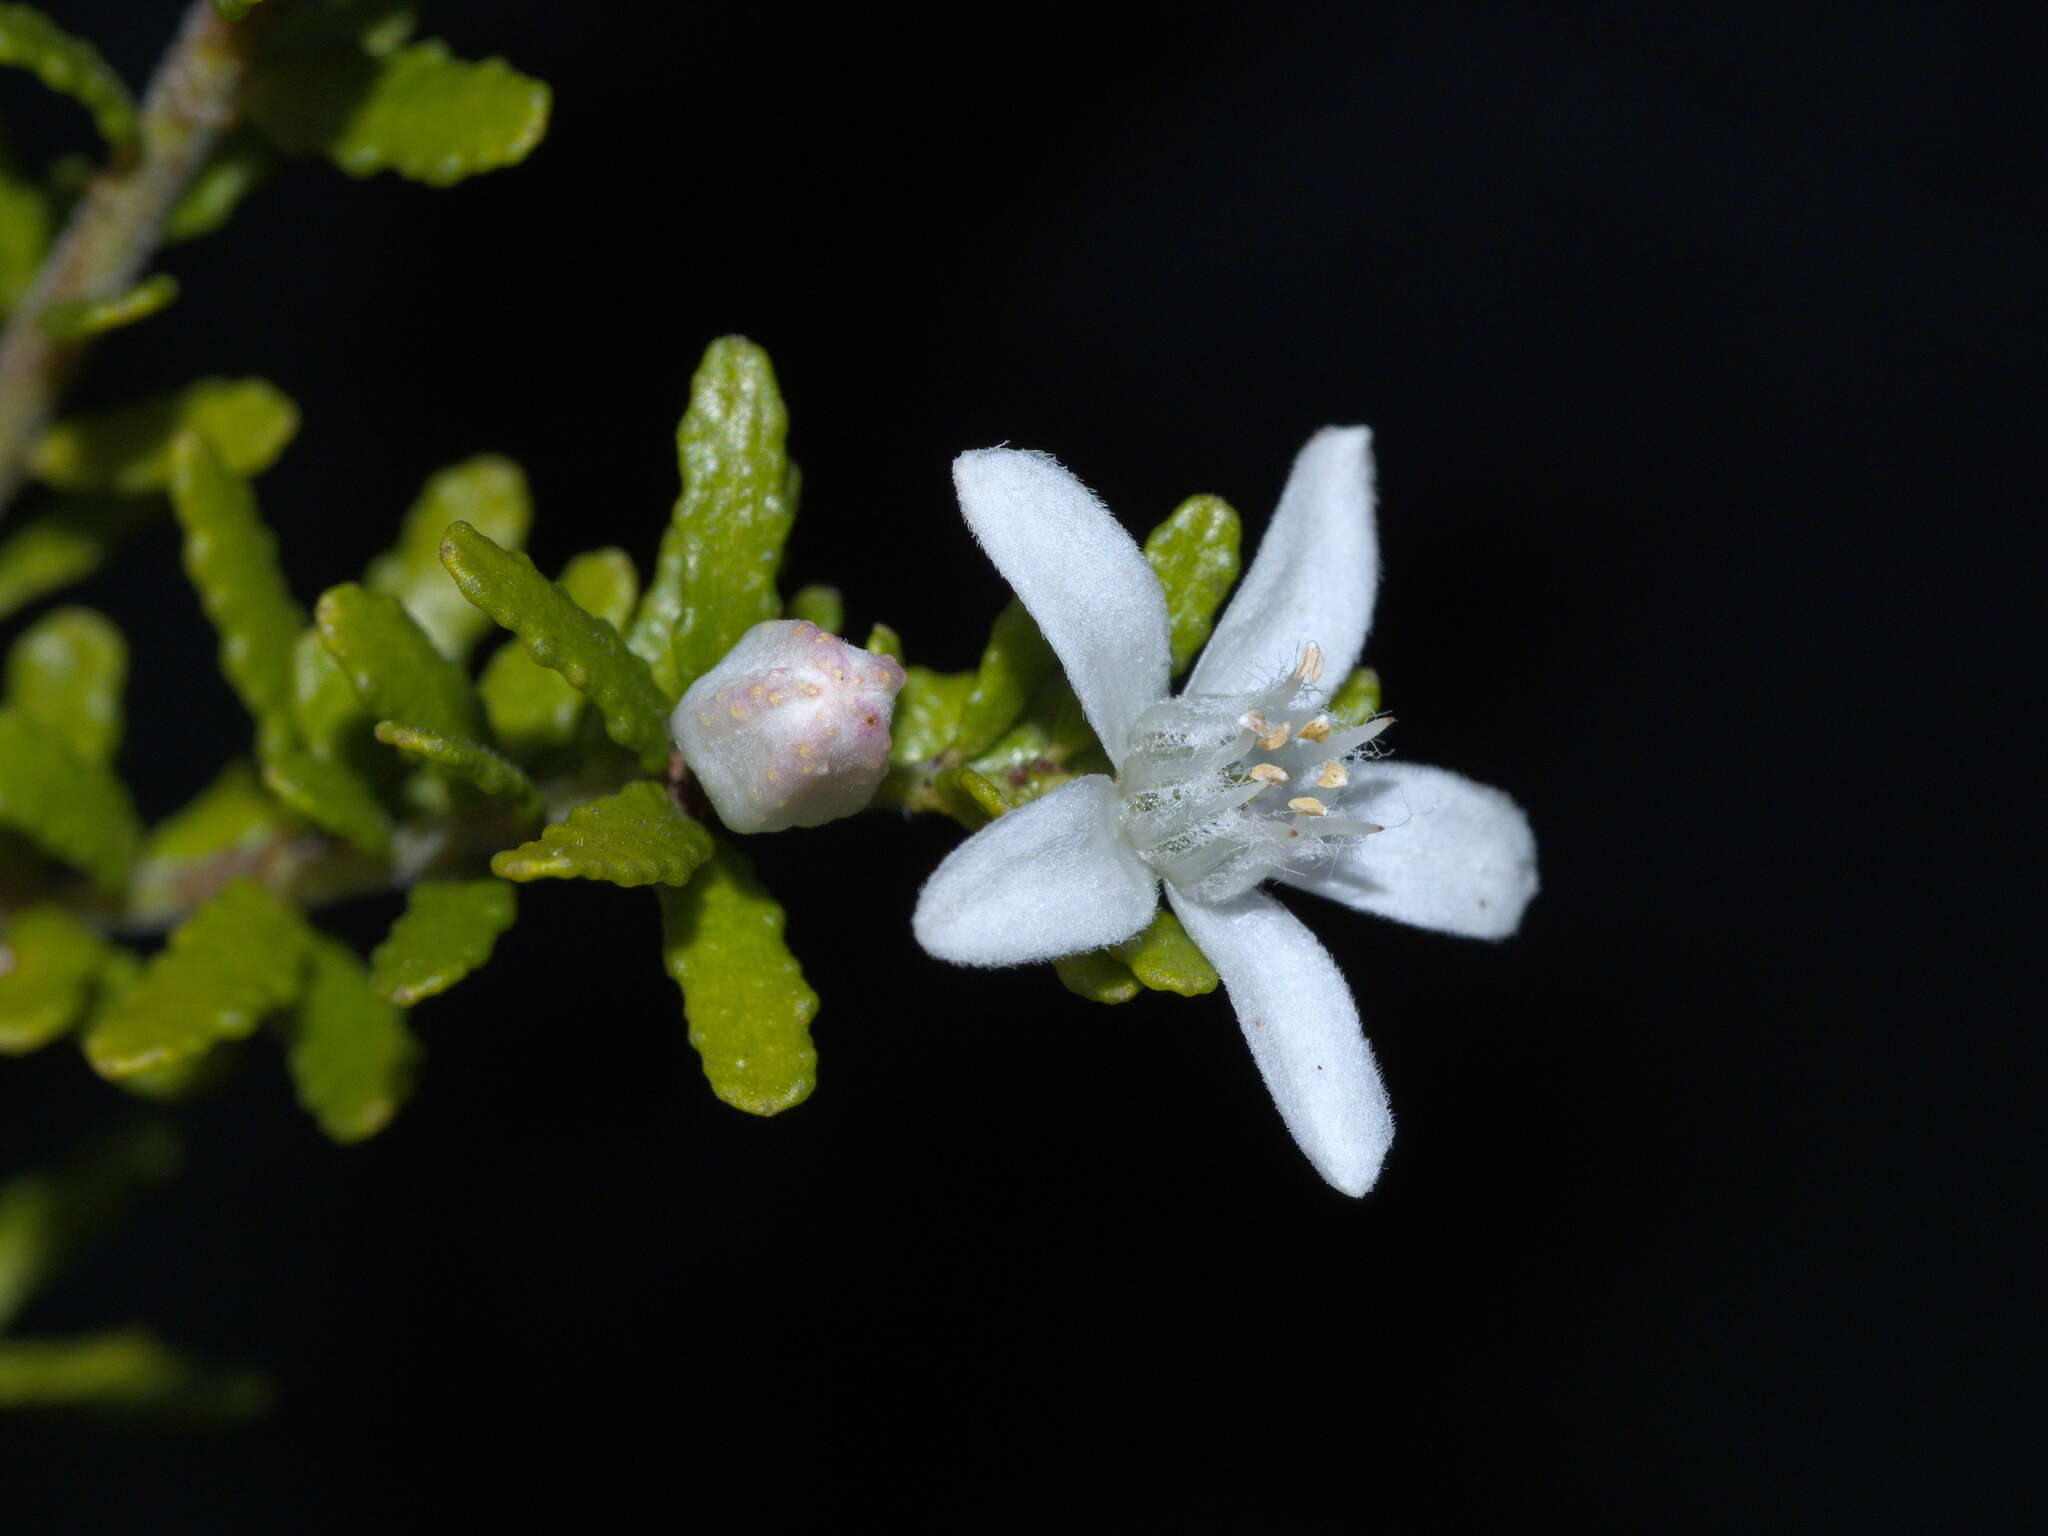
671, 620, 907, 833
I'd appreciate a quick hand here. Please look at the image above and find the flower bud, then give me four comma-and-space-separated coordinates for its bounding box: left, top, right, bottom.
671, 620, 906, 833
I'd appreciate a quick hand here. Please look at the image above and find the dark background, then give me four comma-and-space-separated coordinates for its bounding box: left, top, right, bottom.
3, 2, 2035, 1530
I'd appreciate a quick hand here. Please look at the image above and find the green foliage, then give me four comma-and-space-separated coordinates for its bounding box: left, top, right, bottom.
288, 936, 419, 1144
954, 599, 1057, 761
259, 744, 390, 856
0, 906, 110, 1054
36, 377, 299, 495
0, 1123, 177, 1330
0, 709, 140, 890
1111, 910, 1219, 996
629, 337, 796, 699
126, 761, 308, 925
4, 606, 123, 762
0, 4, 136, 151
38, 274, 178, 339
659, 840, 818, 1117
82, 879, 307, 1083
365, 455, 532, 662
314, 582, 488, 744
373, 721, 542, 817
786, 583, 842, 634
1053, 949, 1140, 1005
212, 0, 269, 22
477, 547, 638, 761
1328, 665, 1383, 724
864, 621, 903, 663
0, 497, 144, 621
165, 128, 279, 242
289, 627, 369, 759
889, 664, 975, 770
369, 877, 515, 1006
0, 1329, 270, 1421
491, 780, 712, 888
0, 129, 51, 313
441, 521, 670, 772
1144, 493, 1242, 675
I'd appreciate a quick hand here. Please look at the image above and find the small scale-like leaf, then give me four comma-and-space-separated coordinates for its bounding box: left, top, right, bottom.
369, 877, 514, 1006
476, 547, 638, 761
165, 127, 278, 242
786, 584, 842, 634
863, 622, 903, 663
954, 599, 1057, 761
373, 720, 542, 817
259, 743, 391, 856
628, 337, 796, 699
126, 761, 307, 924
4, 605, 124, 761
1327, 665, 1383, 724
0, 906, 109, 1054
659, 840, 818, 1117
1144, 493, 1242, 676
0, 708, 140, 889
170, 432, 304, 731
34, 377, 298, 494
365, 455, 531, 661
39, 274, 177, 339
0, 1329, 270, 1421
289, 627, 369, 759
0, 496, 144, 620
289, 936, 418, 1143
83, 879, 307, 1082
1053, 950, 1140, 1006
0, 134, 52, 312
1111, 909, 1219, 996
889, 666, 974, 769
0, 4, 137, 150
441, 522, 669, 771
491, 780, 711, 888
314, 583, 488, 744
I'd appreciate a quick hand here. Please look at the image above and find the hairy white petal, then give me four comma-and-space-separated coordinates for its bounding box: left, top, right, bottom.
1168, 886, 1393, 1197
913, 775, 1159, 966
1188, 427, 1379, 695
953, 448, 1171, 769
1282, 761, 1538, 940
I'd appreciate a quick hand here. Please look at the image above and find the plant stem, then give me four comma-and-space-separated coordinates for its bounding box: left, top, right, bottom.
0, 2, 265, 523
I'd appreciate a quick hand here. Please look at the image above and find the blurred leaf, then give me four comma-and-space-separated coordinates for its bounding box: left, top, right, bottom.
441, 521, 669, 772
289, 626, 368, 758
659, 840, 817, 1117
954, 599, 1056, 761
288, 936, 417, 1143
364, 455, 530, 662
0, 5, 136, 151
170, 432, 303, 732
38, 273, 177, 339
368, 877, 514, 1006
127, 760, 307, 923
786, 584, 842, 634
0, 1124, 177, 1330
372, 720, 541, 816
628, 337, 795, 699
863, 621, 903, 664
34, 376, 298, 493
1144, 493, 1241, 676
1053, 950, 1139, 1005
83, 879, 307, 1082
314, 582, 487, 744
0, 906, 109, 1054
0, 708, 140, 889
888, 665, 973, 769
477, 547, 637, 761
1110, 909, 1218, 996
0, 1330, 269, 1421
211, 0, 269, 23
0, 134, 51, 313
931, 764, 1007, 829
165, 127, 278, 241
4, 605, 123, 761
0, 496, 145, 621
258, 742, 390, 855
1327, 665, 1382, 724
491, 780, 711, 888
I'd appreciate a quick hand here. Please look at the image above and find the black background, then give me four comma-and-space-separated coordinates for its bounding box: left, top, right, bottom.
2, 3, 2035, 1530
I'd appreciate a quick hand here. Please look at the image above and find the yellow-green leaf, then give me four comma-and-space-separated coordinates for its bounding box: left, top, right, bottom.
0, 906, 110, 1054
258, 742, 391, 856
38, 273, 177, 339
490, 780, 711, 888
372, 720, 542, 817
786, 584, 842, 634
34, 377, 299, 494
0, 707, 140, 889
658, 840, 818, 1117
889, 665, 974, 769
1110, 909, 1219, 996
954, 599, 1057, 761
863, 621, 903, 664
314, 582, 487, 744
166, 127, 278, 242
364, 455, 531, 661
0, 132, 51, 313
0, 496, 145, 621
1328, 665, 1383, 724
288, 936, 418, 1143
368, 877, 514, 1007
0, 4, 137, 150
0, 1329, 269, 1421
1053, 950, 1140, 1006
126, 760, 307, 925
477, 546, 638, 761
4, 605, 123, 762
1144, 493, 1241, 676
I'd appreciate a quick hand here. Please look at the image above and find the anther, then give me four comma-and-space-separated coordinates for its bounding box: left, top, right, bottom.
1248, 763, 1289, 786
1296, 642, 1324, 684
1239, 709, 1270, 735
1298, 715, 1331, 743
1257, 719, 1293, 751
1288, 796, 1329, 816
1316, 760, 1348, 789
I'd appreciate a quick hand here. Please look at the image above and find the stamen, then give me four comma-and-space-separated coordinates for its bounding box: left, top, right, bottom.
1296, 642, 1324, 684
1248, 763, 1289, 785
1257, 719, 1293, 751
1298, 715, 1331, 743
1287, 796, 1328, 817
1316, 760, 1348, 790
1238, 709, 1269, 735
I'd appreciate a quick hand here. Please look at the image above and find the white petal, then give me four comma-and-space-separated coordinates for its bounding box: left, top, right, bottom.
1168, 886, 1393, 1197
954, 448, 1171, 768
1282, 761, 1538, 940
913, 775, 1158, 966
1187, 427, 1379, 695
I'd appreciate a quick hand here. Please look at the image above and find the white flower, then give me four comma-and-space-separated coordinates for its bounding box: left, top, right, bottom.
912, 428, 1538, 1196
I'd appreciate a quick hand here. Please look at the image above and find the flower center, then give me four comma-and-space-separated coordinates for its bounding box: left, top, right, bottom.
1118, 643, 1392, 902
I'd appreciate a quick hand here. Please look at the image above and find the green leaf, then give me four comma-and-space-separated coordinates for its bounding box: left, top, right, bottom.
0, 1329, 270, 1421
82, 878, 307, 1082
954, 599, 1057, 761
863, 621, 903, 664
1327, 665, 1383, 724
372, 720, 542, 817
0, 132, 52, 313
0, 496, 145, 621
441, 521, 670, 772
0, 708, 140, 889
364, 455, 531, 662
477, 547, 638, 761
1053, 950, 1140, 1006
4, 605, 123, 762
1144, 493, 1242, 676
126, 760, 307, 924
289, 626, 368, 759
314, 582, 487, 744
258, 742, 391, 856
288, 936, 418, 1143
165, 127, 278, 242
658, 840, 818, 1117
1110, 909, 1219, 996
35, 377, 299, 495
0, 1124, 178, 1331
0, 5, 137, 151
170, 432, 304, 731
491, 780, 711, 887
786, 584, 842, 634
889, 665, 974, 769
0, 906, 110, 1054
368, 877, 514, 1006
628, 337, 796, 699
38, 273, 177, 339
211, 0, 268, 22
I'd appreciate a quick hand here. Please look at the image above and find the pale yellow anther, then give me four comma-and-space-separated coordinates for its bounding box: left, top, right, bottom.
1287, 795, 1329, 817
1296, 641, 1325, 684
1248, 763, 1289, 786
1257, 719, 1293, 751
1239, 709, 1270, 736
1316, 759, 1348, 790
1298, 715, 1331, 743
